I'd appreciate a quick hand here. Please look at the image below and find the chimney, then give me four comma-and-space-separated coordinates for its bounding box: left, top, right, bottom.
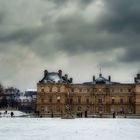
65, 74, 68, 80
58, 70, 62, 78
99, 73, 102, 77
44, 70, 48, 76
70, 78, 73, 83
93, 76, 95, 82
108, 76, 111, 82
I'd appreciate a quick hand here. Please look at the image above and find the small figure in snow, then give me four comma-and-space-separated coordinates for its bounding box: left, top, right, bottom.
11, 112, 14, 117
113, 112, 116, 118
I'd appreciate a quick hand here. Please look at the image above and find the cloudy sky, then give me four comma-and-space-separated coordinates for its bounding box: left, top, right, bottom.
0, 0, 140, 91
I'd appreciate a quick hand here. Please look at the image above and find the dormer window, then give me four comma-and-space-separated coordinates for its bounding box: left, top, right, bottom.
41, 88, 44, 92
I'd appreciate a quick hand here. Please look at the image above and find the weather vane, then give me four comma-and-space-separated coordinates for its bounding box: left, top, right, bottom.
98, 65, 102, 75
100, 67, 102, 75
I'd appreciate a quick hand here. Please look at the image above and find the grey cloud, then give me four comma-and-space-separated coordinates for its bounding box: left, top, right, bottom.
95, 0, 140, 63
45, 0, 94, 5
118, 47, 140, 63
0, 0, 140, 90
0, 10, 5, 25
98, 0, 140, 33
0, 27, 44, 44
0, 13, 3, 24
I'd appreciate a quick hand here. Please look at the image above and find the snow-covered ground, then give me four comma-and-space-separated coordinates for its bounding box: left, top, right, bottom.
0, 110, 28, 117
0, 118, 140, 140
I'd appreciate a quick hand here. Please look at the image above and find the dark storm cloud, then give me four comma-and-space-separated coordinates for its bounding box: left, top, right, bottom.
44, 0, 140, 62
118, 47, 140, 63
0, 0, 140, 62
95, 0, 140, 63
98, 0, 140, 32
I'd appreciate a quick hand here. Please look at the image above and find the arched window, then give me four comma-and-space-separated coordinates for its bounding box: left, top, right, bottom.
86, 98, 90, 104
112, 97, 115, 104
57, 96, 60, 103
41, 88, 44, 92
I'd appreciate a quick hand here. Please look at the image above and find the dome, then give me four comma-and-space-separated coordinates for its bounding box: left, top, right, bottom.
39, 70, 72, 84
96, 77, 106, 84
47, 72, 61, 83
95, 74, 109, 84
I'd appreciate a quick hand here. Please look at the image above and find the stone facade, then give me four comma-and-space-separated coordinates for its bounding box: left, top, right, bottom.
36, 70, 140, 117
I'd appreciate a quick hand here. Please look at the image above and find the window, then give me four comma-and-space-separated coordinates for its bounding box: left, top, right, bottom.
112, 98, 115, 104
41, 106, 44, 112
72, 88, 74, 92
47, 106, 51, 113
41, 88, 44, 92
41, 98, 44, 103
128, 89, 131, 92
70, 98, 73, 104
120, 89, 123, 92
86, 98, 90, 104
120, 107, 124, 113
57, 96, 60, 103
99, 89, 102, 92
98, 106, 102, 112
49, 97, 52, 103
129, 97, 132, 104
52, 87, 57, 93
120, 98, 124, 104
98, 96, 102, 104
111, 106, 114, 112
49, 87, 52, 92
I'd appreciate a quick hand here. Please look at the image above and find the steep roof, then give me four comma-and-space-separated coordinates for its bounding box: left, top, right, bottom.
39, 70, 72, 84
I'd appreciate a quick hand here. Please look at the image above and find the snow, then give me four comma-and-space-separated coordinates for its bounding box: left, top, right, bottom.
25, 89, 37, 92
0, 118, 140, 140
0, 110, 28, 117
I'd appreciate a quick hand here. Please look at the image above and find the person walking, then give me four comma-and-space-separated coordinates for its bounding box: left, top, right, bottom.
11, 112, 14, 117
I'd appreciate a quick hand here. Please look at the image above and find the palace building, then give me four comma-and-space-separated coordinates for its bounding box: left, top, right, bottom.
36, 70, 140, 117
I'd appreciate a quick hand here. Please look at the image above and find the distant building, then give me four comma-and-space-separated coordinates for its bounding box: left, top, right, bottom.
17, 89, 37, 112
36, 70, 140, 117
0, 87, 20, 109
